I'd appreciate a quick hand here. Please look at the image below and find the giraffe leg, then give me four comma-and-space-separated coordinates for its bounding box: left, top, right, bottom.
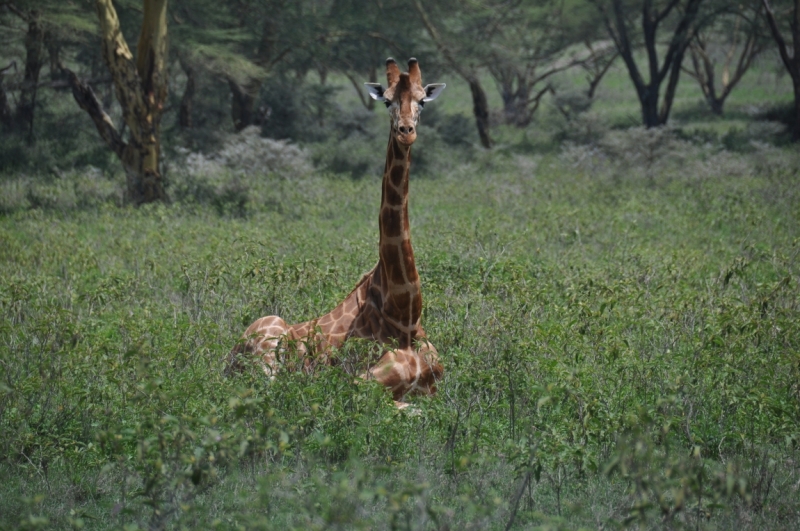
369, 339, 443, 404
226, 316, 290, 378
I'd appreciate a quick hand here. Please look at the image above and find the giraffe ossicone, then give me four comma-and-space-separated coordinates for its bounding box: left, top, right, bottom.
227, 58, 446, 407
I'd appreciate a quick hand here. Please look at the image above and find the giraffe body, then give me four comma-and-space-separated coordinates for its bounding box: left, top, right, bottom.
229, 58, 445, 405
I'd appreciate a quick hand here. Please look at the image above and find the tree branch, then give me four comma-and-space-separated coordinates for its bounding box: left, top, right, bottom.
609, 0, 646, 93
0, 60, 15, 75
344, 71, 371, 110
66, 69, 125, 159
761, 0, 799, 79
411, 0, 468, 79
94, 0, 145, 130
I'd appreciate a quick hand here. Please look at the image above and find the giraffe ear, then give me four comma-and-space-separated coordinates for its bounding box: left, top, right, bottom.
364, 83, 386, 101
422, 83, 446, 102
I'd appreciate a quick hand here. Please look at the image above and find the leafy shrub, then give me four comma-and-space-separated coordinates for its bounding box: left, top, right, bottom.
2, 145, 800, 529
722, 121, 788, 152
0, 167, 122, 214
167, 126, 312, 213
311, 132, 383, 180
554, 111, 608, 145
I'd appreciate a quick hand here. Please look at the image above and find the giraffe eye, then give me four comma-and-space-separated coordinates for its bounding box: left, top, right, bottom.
384, 101, 391, 109
418, 100, 425, 109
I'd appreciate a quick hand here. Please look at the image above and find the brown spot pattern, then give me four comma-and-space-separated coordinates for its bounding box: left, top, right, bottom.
384, 182, 403, 206
392, 137, 405, 160
390, 165, 405, 188
386, 291, 411, 323
381, 245, 403, 283
380, 208, 402, 238
400, 240, 418, 281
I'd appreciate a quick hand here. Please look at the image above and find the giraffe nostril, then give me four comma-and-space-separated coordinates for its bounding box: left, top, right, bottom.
408, 126, 414, 134
399, 126, 408, 134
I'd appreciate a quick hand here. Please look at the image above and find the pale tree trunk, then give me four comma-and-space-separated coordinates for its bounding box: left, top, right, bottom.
228, 77, 262, 131
69, 0, 169, 204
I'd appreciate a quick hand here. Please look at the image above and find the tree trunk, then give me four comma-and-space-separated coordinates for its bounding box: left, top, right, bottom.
659, 48, 687, 124
71, 0, 169, 204
793, 80, 800, 141
412, 0, 493, 147
228, 78, 261, 131
0, 64, 12, 128
762, 0, 800, 140
179, 61, 195, 129
0, 86, 11, 128
639, 86, 661, 128
16, 13, 44, 138
598, 0, 703, 128
469, 77, 492, 148
709, 97, 724, 116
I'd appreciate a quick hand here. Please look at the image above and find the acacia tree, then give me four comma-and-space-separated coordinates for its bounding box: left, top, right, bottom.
168, 0, 263, 131
69, 0, 169, 204
412, 0, 493, 148
590, 0, 708, 127
684, 1, 766, 115
761, 0, 800, 140
480, 1, 597, 127
225, 0, 326, 132
1, 1, 103, 137
328, 0, 416, 113
6, 3, 43, 137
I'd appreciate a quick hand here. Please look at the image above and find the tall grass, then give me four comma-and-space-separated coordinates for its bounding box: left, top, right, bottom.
1, 125, 799, 529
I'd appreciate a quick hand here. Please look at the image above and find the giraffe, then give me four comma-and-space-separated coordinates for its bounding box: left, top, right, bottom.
227, 58, 446, 407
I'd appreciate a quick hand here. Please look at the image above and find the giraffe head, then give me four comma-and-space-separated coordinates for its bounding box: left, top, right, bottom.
365, 58, 446, 146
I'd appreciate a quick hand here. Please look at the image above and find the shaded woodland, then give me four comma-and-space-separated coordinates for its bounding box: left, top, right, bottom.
1, 0, 798, 203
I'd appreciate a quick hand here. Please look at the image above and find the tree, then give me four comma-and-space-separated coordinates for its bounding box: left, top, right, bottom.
0, 62, 14, 127
327, 0, 416, 113
223, 0, 325, 131
761, 0, 800, 140
1, 1, 102, 138
478, 1, 596, 127
168, 0, 264, 131
590, 0, 709, 127
2, 2, 55, 137
684, 1, 766, 115
68, 0, 169, 204
412, 0, 493, 148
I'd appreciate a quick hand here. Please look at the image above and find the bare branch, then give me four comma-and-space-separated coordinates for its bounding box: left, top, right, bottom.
0, 60, 16, 74
66, 68, 125, 159
344, 71, 371, 110
761, 0, 799, 79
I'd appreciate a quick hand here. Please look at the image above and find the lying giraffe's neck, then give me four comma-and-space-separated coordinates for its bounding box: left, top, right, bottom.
377, 131, 422, 342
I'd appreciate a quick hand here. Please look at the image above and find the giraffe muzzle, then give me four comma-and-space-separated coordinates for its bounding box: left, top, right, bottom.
395, 125, 417, 146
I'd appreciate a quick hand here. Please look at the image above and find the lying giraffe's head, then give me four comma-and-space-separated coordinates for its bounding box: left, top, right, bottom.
366, 58, 446, 146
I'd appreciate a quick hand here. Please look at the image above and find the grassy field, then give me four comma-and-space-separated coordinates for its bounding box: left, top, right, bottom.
2, 58, 800, 529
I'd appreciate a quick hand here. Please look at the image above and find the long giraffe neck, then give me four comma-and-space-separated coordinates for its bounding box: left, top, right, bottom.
378, 131, 422, 342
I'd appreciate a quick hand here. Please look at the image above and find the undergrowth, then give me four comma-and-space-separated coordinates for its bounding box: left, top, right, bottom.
1, 136, 799, 529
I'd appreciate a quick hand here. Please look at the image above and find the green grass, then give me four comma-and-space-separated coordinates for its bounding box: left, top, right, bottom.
1, 134, 800, 529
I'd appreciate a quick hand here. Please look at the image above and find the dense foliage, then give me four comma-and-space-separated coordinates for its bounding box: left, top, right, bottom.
2, 125, 800, 527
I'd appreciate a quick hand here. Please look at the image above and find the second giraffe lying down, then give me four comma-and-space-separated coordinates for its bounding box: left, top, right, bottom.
227, 58, 446, 408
